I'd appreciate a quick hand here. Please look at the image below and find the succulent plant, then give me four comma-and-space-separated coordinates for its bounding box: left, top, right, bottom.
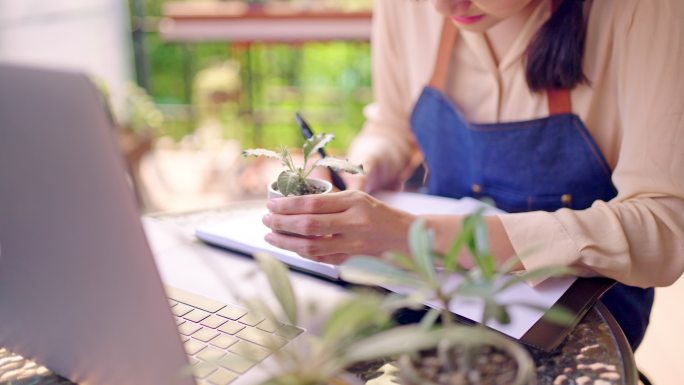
242, 132, 363, 197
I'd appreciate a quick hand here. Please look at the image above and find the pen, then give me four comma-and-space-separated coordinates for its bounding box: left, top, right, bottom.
295, 112, 347, 191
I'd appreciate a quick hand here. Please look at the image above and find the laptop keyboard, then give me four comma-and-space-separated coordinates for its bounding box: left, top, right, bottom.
166, 287, 304, 385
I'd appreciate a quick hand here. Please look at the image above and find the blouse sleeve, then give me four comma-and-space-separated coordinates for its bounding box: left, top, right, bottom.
346, 0, 421, 189
501, 0, 684, 288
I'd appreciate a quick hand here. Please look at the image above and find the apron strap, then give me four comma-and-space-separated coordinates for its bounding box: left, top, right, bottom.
428, 19, 458, 90
428, 7, 574, 116
547, 88, 572, 115
548, 0, 573, 115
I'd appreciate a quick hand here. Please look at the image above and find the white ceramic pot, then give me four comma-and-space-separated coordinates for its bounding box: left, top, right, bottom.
267, 178, 333, 199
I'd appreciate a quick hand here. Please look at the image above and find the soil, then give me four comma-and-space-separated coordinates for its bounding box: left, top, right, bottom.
405, 345, 520, 385
274, 181, 326, 196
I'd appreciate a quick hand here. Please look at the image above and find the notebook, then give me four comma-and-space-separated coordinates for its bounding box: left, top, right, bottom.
195, 191, 615, 351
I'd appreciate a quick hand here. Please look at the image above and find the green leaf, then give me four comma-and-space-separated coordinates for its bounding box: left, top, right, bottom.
451, 281, 495, 299
382, 251, 416, 271
408, 219, 437, 285
468, 213, 496, 279
444, 212, 477, 272
499, 266, 575, 292
253, 252, 298, 324
483, 300, 510, 325
322, 294, 390, 344
541, 306, 576, 326
313, 157, 364, 175
339, 256, 425, 288
302, 133, 335, 162
242, 148, 283, 161
277, 170, 304, 196
419, 308, 442, 330
516, 303, 576, 326
499, 255, 522, 274
342, 325, 445, 364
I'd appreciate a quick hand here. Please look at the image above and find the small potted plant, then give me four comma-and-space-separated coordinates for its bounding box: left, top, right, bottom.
242, 132, 363, 198
338, 210, 575, 385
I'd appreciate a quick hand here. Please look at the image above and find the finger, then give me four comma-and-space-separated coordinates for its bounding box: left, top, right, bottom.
267, 190, 361, 215
343, 174, 368, 191
311, 254, 351, 265
263, 212, 356, 236
264, 232, 348, 259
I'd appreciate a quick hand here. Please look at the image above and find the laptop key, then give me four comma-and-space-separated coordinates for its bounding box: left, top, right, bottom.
228, 340, 271, 362
184, 309, 211, 323
196, 346, 225, 362
217, 306, 247, 320
172, 303, 193, 317
275, 324, 304, 340
218, 321, 245, 335
217, 352, 256, 374
201, 314, 229, 329
210, 334, 239, 349
193, 362, 217, 379
236, 327, 288, 350
165, 286, 226, 313
206, 368, 238, 385
178, 321, 202, 336
238, 312, 265, 327
193, 328, 220, 343
184, 339, 207, 355
256, 318, 281, 333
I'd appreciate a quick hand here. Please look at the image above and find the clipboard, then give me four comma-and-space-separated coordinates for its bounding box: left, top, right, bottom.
520, 277, 616, 351
195, 192, 617, 352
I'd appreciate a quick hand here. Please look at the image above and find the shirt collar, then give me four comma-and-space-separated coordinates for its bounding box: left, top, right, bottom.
459, 1, 550, 74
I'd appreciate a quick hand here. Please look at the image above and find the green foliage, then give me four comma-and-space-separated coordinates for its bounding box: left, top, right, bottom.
253, 252, 298, 325
337, 210, 576, 382
251, 253, 396, 385
340, 209, 577, 329
242, 129, 363, 196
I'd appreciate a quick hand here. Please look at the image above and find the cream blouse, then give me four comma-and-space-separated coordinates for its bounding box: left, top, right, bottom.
348, 0, 684, 287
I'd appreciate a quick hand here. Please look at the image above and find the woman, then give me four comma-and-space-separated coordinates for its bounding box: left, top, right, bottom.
262, 0, 684, 349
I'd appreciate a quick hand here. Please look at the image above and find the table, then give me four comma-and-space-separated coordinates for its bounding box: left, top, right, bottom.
0, 205, 637, 385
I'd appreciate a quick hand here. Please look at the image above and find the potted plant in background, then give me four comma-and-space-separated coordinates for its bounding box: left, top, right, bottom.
242, 131, 363, 198
338, 209, 576, 385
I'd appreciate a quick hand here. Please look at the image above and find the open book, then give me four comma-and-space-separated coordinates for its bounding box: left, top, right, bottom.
195, 192, 613, 351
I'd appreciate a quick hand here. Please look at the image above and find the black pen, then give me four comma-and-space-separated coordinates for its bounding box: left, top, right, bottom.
295, 112, 347, 191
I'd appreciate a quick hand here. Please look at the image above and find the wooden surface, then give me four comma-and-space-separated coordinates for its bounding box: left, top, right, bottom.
159, 1, 372, 43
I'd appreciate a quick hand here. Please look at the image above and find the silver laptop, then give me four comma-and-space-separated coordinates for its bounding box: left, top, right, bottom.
0, 64, 311, 385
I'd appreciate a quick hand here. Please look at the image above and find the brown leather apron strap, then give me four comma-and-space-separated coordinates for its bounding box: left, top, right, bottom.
548, 0, 573, 115
428, 19, 458, 90
547, 88, 572, 115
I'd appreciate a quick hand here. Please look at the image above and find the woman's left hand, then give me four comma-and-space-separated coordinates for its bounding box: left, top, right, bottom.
262, 190, 416, 264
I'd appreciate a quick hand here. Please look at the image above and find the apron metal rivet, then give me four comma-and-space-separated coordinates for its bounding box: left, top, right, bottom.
471, 184, 482, 194
561, 194, 572, 205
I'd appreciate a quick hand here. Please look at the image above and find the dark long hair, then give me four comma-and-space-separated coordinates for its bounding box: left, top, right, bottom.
525, 0, 588, 91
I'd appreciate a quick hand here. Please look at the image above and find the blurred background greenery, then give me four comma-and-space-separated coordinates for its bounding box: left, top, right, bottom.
132, 0, 373, 153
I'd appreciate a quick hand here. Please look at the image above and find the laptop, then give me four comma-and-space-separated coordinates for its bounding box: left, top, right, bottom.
0, 63, 336, 385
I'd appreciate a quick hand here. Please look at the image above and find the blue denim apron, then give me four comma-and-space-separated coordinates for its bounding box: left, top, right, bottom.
410, 20, 653, 350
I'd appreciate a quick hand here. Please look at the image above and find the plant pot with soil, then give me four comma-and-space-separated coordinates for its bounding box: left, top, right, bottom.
339, 211, 576, 385
242, 130, 363, 198
397, 327, 536, 385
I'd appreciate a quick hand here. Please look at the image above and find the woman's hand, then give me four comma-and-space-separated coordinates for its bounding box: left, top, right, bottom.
262, 190, 416, 264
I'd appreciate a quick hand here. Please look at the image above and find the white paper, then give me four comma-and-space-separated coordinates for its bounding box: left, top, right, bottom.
382, 274, 575, 339
195, 191, 576, 340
